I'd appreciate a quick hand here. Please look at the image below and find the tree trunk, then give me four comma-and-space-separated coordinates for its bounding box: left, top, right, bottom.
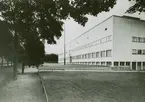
13, 34, 19, 80
1, 56, 3, 68
36, 65, 39, 74
11, 61, 13, 66
13, 56, 17, 80
22, 63, 25, 74
7, 58, 9, 67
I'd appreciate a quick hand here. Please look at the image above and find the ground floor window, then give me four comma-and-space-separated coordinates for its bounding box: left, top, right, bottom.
101, 62, 105, 65
114, 62, 119, 66
120, 62, 125, 66
107, 62, 112, 66
126, 62, 130, 66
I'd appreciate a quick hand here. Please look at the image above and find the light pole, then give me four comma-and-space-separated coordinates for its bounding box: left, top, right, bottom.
64, 23, 66, 65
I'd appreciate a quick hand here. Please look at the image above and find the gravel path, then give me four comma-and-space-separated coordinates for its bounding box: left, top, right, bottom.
0, 73, 46, 102
0, 67, 13, 88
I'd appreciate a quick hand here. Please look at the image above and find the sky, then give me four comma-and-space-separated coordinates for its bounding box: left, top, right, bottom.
45, 0, 145, 54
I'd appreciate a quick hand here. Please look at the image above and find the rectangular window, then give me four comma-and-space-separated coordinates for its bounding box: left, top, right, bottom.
143, 50, 145, 55
88, 53, 91, 59
92, 41, 96, 46
132, 36, 145, 43
132, 49, 137, 55
95, 40, 100, 45
143, 38, 145, 43
85, 54, 87, 59
138, 37, 142, 43
107, 35, 112, 41
126, 62, 130, 66
79, 55, 81, 59
101, 38, 107, 43
140, 37, 144, 43
101, 51, 106, 57
114, 62, 119, 66
106, 50, 112, 57
88, 53, 90, 59
120, 62, 125, 66
138, 49, 142, 54
96, 52, 99, 58
92, 52, 95, 58
132, 36, 137, 42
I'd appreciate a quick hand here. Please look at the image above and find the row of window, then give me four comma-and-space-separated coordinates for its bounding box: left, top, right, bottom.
71, 35, 112, 52
72, 50, 112, 60
132, 36, 145, 43
132, 49, 145, 55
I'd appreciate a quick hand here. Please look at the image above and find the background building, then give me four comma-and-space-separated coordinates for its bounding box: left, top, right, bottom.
59, 15, 145, 70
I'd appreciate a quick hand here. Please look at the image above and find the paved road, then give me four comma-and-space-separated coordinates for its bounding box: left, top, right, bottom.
0, 68, 46, 102
40, 71, 145, 102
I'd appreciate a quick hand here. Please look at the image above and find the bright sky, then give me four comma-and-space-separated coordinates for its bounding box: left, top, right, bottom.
45, 0, 145, 54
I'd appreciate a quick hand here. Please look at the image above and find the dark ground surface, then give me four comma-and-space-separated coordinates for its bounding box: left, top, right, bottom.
0, 67, 13, 88
0, 68, 46, 102
40, 71, 145, 102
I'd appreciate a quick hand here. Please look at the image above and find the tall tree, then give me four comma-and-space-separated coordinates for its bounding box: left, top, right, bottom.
0, 0, 116, 79
0, 20, 13, 68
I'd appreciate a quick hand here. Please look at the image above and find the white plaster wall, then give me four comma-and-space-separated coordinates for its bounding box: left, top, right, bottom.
68, 16, 114, 62
113, 16, 145, 61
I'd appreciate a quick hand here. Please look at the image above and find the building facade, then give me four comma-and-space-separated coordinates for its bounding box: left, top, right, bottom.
59, 15, 145, 70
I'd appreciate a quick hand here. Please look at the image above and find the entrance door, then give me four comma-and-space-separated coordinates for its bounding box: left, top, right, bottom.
132, 62, 136, 70
70, 56, 72, 63
137, 62, 141, 71
143, 62, 145, 70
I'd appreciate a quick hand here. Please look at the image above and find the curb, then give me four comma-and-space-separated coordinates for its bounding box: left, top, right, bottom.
39, 69, 145, 73
38, 71, 49, 102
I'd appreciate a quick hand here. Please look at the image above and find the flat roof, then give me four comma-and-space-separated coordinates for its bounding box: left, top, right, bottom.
67, 15, 144, 45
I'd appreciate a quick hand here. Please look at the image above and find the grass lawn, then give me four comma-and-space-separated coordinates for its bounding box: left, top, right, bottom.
40, 71, 145, 102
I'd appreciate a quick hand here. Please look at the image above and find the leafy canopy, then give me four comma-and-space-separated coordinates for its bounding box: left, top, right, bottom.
127, 0, 145, 13
0, 0, 117, 66
0, 0, 116, 44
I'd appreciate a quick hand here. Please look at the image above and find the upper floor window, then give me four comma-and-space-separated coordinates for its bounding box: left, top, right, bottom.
92, 52, 96, 58
88, 53, 92, 59
101, 37, 107, 43
107, 35, 112, 41
132, 49, 145, 55
132, 49, 137, 55
132, 36, 145, 43
96, 52, 99, 58
137, 49, 142, 54
85, 54, 88, 59
106, 50, 112, 57
143, 38, 145, 43
143, 50, 145, 55
132, 36, 137, 42
138, 37, 142, 42
101, 51, 106, 57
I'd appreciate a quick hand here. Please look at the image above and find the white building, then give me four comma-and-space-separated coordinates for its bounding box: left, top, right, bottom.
59, 15, 145, 70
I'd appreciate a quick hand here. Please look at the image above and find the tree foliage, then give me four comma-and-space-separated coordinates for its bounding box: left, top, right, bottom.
0, 20, 13, 57
0, 0, 116, 43
127, 0, 145, 13
0, 0, 116, 68
24, 37, 45, 66
44, 54, 58, 63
